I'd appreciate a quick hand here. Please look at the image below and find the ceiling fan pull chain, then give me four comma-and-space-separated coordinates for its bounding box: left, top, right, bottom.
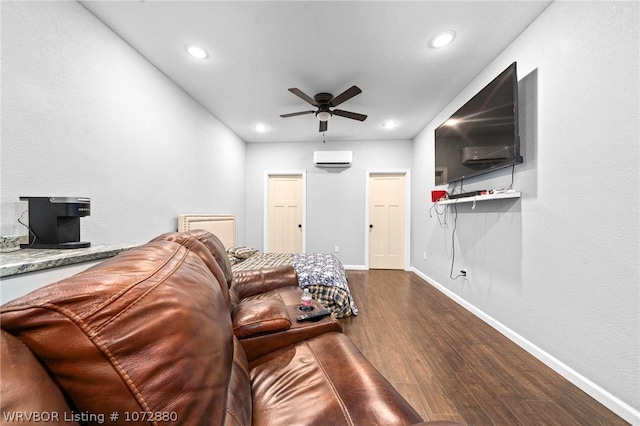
322, 132, 326, 143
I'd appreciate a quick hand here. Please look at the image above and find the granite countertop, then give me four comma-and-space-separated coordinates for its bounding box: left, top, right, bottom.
0, 244, 135, 278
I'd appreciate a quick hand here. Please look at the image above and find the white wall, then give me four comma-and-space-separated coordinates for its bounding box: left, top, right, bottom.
245, 139, 412, 267
411, 1, 639, 422
0, 1, 246, 246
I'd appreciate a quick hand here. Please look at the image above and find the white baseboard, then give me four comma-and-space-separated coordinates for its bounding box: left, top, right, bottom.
411, 267, 640, 426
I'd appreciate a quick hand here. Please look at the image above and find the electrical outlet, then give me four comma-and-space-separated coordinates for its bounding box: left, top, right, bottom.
334, 246, 339, 253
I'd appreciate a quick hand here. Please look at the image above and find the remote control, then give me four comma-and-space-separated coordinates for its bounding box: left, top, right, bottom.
296, 308, 332, 322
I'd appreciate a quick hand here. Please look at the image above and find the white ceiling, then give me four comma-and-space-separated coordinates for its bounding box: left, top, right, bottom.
80, 1, 551, 144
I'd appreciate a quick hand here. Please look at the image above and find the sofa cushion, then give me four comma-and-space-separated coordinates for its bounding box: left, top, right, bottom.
1, 330, 79, 425
232, 296, 291, 338
250, 332, 423, 426
0, 240, 245, 425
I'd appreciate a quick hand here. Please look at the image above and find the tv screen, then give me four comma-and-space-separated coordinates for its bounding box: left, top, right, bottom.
434, 62, 522, 186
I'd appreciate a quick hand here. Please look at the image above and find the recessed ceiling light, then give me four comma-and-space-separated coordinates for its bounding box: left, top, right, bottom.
430, 30, 456, 48
185, 44, 208, 59
382, 120, 398, 130
254, 123, 267, 133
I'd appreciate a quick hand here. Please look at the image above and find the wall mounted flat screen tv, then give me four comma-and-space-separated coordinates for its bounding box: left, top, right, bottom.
434, 62, 522, 186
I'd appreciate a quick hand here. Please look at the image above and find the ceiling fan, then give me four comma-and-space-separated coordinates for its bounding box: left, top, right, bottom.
280, 85, 367, 132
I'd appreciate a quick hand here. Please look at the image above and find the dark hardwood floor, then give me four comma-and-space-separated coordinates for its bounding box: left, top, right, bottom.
339, 270, 628, 425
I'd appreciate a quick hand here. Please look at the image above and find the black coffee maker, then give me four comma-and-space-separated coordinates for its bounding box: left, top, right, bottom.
20, 197, 91, 249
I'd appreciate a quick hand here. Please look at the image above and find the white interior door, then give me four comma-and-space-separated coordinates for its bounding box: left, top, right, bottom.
268, 174, 303, 253
369, 173, 406, 269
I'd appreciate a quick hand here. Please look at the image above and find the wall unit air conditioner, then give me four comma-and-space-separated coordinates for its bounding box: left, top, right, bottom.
313, 151, 353, 168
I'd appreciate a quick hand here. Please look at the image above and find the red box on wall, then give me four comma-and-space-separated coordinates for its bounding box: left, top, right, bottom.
431, 190, 447, 202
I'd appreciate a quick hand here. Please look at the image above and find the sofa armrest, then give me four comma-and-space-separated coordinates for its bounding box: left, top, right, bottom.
232, 297, 292, 339
231, 265, 299, 304
240, 300, 342, 361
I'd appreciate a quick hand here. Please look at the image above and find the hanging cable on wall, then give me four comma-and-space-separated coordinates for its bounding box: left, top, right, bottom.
509, 163, 516, 189
429, 180, 466, 281
448, 202, 466, 280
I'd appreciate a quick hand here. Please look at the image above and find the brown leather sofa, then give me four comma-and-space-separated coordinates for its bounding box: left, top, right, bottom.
151, 230, 344, 360
1, 231, 458, 425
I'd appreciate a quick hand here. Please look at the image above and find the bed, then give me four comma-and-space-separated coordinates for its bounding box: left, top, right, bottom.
230, 250, 358, 318
178, 214, 358, 318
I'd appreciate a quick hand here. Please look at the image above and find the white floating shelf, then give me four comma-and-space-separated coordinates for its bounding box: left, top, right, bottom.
437, 191, 521, 205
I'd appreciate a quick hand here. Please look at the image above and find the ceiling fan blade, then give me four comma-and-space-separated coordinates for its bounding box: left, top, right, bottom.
280, 110, 315, 118
319, 120, 328, 132
333, 109, 367, 121
288, 88, 318, 106
329, 85, 362, 107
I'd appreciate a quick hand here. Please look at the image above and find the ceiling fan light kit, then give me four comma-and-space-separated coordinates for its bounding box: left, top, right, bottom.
316, 109, 332, 122
281, 85, 367, 132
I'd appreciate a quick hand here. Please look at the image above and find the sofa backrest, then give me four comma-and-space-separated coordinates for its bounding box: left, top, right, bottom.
183, 229, 234, 288
229, 266, 300, 306
1, 239, 251, 425
151, 230, 232, 306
